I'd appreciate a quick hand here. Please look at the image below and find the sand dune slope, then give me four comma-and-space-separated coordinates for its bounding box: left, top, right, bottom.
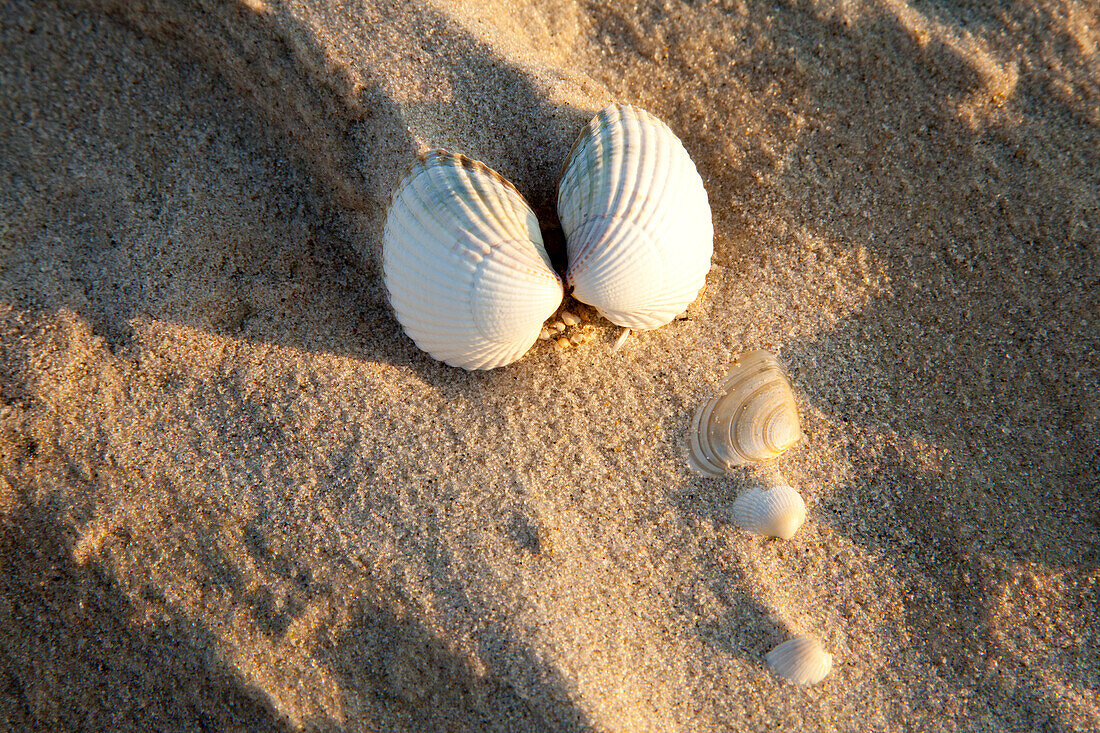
1, 0, 1098, 730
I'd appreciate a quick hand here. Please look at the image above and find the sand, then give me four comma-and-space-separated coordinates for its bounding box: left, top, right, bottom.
1, 0, 1098, 730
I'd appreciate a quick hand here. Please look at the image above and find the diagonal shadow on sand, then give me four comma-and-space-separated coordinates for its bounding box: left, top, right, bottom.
0, 1, 601, 729
0, 502, 293, 731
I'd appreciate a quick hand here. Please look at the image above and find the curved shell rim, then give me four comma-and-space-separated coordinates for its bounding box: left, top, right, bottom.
393, 149, 529, 207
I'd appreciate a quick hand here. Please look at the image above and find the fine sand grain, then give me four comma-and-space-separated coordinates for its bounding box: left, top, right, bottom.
1, 0, 1098, 730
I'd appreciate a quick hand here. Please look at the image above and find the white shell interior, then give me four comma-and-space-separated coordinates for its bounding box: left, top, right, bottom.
383, 151, 564, 370
731, 484, 807, 540
558, 104, 713, 329
688, 350, 802, 476
766, 635, 833, 685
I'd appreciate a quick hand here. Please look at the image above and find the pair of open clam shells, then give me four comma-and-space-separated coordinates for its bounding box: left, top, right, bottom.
382, 104, 714, 370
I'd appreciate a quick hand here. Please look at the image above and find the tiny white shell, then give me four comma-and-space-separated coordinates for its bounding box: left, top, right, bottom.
732, 484, 807, 540
688, 350, 802, 476
383, 151, 564, 370
557, 104, 713, 329
611, 327, 631, 352
766, 635, 833, 685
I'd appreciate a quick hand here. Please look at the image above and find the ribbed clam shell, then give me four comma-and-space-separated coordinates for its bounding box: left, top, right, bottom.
688, 350, 802, 476
766, 635, 833, 685
383, 151, 564, 370
557, 104, 713, 329
731, 484, 807, 540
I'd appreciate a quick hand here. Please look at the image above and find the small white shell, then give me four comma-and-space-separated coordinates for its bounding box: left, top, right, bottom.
611, 327, 631, 352
557, 104, 713, 329
732, 484, 807, 540
766, 635, 833, 685
688, 350, 802, 476
383, 151, 564, 370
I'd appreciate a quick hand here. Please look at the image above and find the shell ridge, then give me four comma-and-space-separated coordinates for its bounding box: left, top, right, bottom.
567, 216, 649, 280
763, 403, 801, 453
729, 381, 789, 463
388, 204, 478, 268
604, 111, 644, 223
649, 163, 698, 251
629, 118, 680, 232
385, 231, 480, 298
731, 484, 807, 539
452, 163, 526, 246
557, 134, 591, 230
413, 156, 528, 248
647, 169, 710, 282
386, 289, 474, 339
461, 160, 529, 241
470, 240, 563, 345
404, 163, 486, 247
385, 248, 476, 310
560, 112, 613, 259
478, 238, 562, 283
639, 121, 712, 278
567, 214, 700, 308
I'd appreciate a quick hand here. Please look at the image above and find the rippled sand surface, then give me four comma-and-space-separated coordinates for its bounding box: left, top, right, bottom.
1, 1, 1097, 729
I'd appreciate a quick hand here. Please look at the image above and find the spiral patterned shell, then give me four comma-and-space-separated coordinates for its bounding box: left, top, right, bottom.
383, 151, 564, 370
688, 350, 802, 476
766, 635, 833, 685
732, 484, 807, 540
557, 104, 713, 329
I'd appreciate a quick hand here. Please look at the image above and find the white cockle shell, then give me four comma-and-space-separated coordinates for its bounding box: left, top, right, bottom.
688, 350, 802, 476
383, 151, 564, 370
557, 104, 713, 329
731, 484, 807, 540
766, 635, 833, 685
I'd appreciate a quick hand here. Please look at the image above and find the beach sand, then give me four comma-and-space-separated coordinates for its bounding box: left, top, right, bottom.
1, 0, 1098, 729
